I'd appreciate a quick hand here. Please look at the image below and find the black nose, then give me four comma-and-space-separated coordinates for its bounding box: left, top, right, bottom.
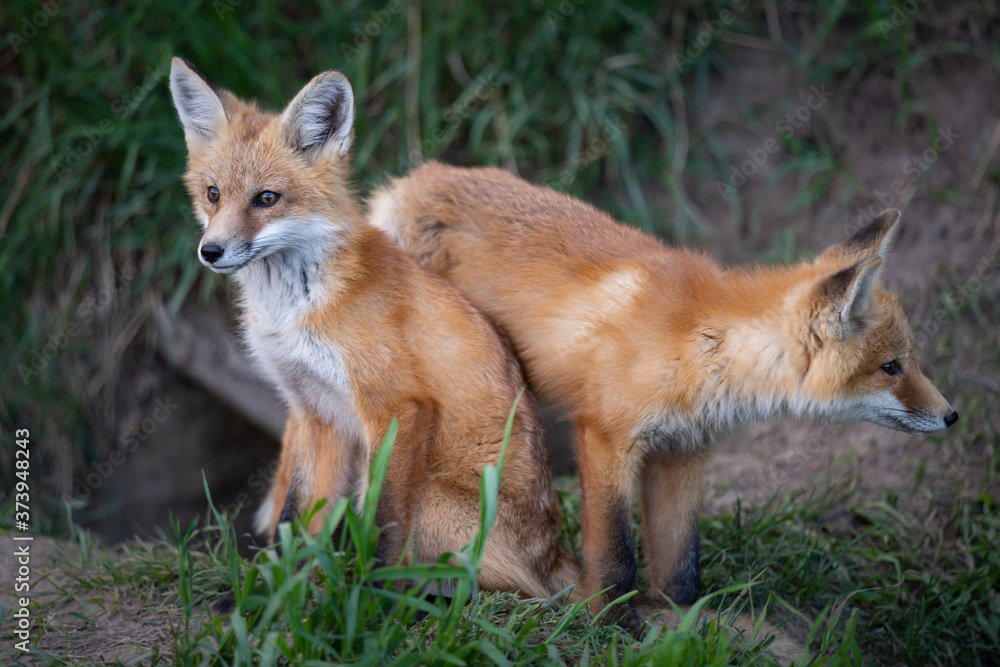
944, 411, 959, 427
200, 243, 224, 263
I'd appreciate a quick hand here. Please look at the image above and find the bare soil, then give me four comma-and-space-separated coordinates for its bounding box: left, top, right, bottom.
0, 535, 184, 664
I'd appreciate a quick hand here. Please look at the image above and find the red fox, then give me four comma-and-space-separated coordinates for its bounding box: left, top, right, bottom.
370, 162, 959, 629
167, 60, 579, 598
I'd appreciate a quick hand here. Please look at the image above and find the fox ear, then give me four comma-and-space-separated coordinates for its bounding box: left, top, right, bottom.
169, 57, 227, 146
280, 71, 354, 159
814, 257, 883, 338
843, 208, 901, 259
824, 209, 902, 262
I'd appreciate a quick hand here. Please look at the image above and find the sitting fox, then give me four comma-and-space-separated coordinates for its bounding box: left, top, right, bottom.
371, 162, 959, 630
168, 60, 578, 598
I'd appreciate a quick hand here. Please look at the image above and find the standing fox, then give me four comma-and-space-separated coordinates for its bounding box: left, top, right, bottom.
370, 162, 959, 629
168, 60, 579, 598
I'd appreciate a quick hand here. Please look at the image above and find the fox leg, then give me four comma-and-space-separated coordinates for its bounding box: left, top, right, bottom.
575, 419, 640, 633
300, 414, 358, 535
255, 410, 302, 542
264, 410, 358, 545
369, 403, 435, 567
639, 453, 704, 604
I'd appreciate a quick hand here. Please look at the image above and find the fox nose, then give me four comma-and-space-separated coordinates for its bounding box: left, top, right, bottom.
200, 243, 224, 263
944, 411, 959, 428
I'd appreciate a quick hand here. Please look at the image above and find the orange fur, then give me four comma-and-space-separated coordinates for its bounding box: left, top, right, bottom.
370, 162, 957, 633
169, 61, 578, 600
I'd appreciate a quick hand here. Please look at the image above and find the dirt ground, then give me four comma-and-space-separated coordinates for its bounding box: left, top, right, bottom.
0, 534, 185, 664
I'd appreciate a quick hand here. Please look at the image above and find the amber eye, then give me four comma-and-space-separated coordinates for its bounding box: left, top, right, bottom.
881, 360, 900, 375
207, 186, 220, 202
256, 191, 280, 207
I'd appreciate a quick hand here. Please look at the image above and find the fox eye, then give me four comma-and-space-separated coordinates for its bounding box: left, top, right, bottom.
256, 191, 280, 207
207, 186, 220, 202
881, 360, 900, 375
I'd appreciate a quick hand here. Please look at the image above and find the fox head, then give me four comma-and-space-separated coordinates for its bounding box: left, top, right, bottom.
169, 57, 358, 273
798, 209, 957, 434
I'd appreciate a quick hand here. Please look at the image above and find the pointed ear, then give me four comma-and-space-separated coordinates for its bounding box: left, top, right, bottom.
843, 208, 901, 259
279, 71, 354, 159
824, 209, 902, 263
169, 57, 227, 146
815, 258, 883, 338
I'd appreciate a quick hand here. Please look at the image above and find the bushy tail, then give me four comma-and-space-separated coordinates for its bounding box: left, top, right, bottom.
368, 166, 451, 270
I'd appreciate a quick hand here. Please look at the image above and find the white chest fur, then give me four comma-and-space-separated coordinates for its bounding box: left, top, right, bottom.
236, 249, 365, 445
